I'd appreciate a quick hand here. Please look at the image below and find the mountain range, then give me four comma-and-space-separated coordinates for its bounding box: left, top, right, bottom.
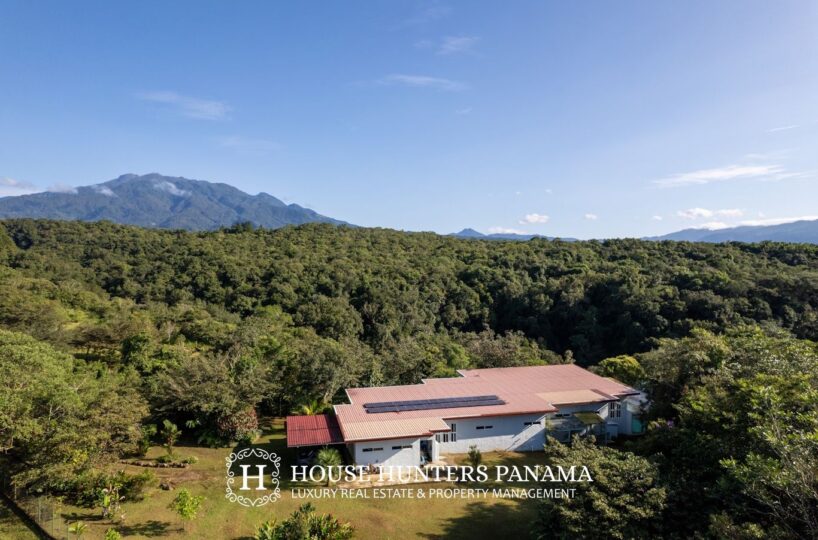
2, 173, 818, 243
451, 228, 577, 242
645, 220, 818, 243
0, 173, 346, 230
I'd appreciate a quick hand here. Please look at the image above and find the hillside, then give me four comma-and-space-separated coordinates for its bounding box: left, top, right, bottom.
0, 173, 347, 230
650, 219, 818, 243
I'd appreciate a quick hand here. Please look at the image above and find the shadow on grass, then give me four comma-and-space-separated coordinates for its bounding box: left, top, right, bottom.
115, 519, 172, 537
61, 511, 104, 522
419, 499, 536, 540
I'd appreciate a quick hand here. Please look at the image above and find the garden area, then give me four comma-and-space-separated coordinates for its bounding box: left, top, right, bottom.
11, 419, 539, 540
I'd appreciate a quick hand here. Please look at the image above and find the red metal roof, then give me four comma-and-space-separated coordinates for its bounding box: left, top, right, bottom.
286, 414, 344, 447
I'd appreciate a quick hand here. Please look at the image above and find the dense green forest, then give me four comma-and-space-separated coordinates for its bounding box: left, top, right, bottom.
1, 219, 817, 539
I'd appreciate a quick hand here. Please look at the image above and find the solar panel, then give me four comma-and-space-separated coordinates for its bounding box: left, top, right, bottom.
363, 395, 505, 413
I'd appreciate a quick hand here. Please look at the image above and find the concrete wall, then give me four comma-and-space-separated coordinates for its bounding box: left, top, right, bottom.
349, 397, 648, 465
435, 413, 548, 454
352, 437, 420, 467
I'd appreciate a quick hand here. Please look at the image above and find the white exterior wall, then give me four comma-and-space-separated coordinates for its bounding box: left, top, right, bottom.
435, 413, 548, 454
547, 400, 636, 439
352, 437, 420, 467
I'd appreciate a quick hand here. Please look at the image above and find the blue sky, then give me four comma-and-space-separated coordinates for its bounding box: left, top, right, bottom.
1, 1, 817, 238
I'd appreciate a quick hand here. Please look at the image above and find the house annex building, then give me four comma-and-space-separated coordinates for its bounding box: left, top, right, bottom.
286, 364, 645, 468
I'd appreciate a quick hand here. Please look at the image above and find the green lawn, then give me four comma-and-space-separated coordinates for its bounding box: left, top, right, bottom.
0, 497, 40, 540
52, 419, 541, 539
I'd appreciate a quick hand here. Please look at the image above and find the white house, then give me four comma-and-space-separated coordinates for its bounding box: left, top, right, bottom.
287, 364, 645, 468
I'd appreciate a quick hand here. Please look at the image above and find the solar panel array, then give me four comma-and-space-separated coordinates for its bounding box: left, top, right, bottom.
363, 394, 506, 414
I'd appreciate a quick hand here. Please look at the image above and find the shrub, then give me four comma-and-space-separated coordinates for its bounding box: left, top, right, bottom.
255, 503, 353, 540
315, 447, 343, 486
216, 407, 260, 443
160, 419, 181, 456
181, 455, 199, 465
63, 470, 155, 507
169, 488, 205, 527
466, 445, 482, 469
136, 424, 157, 457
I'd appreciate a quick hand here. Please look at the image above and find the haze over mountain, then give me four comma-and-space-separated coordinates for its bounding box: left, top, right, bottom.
451, 228, 577, 242
648, 220, 818, 243
0, 173, 347, 230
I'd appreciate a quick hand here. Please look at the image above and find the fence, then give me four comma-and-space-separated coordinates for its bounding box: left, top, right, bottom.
1, 474, 68, 539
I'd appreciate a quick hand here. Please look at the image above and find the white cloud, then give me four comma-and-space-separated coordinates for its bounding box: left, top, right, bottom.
519, 213, 549, 224
379, 74, 466, 91
488, 227, 529, 235
654, 164, 798, 187
584, 213, 598, 221
437, 36, 478, 55
739, 215, 818, 226
696, 221, 730, 230
677, 207, 744, 219
545, 188, 553, 194
47, 183, 78, 194
768, 125, 798, 133
137, 91, 231, 120
0, 177, 39, 196
218, 136, 281, 155
91, 185, 116, 197
153, 180, 189, 197
652, 215, 663, 221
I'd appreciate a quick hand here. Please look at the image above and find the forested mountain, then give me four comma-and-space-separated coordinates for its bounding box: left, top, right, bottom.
451, 228, 577, 241
0, 173, 347, 230
1, 219, 817, 538
650, 218, 818, 243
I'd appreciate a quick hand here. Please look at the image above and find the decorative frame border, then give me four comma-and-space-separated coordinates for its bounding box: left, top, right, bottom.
225, 447, 282, 507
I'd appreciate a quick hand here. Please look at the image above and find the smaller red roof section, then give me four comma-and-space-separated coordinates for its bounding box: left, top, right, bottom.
286, 414, 344, 447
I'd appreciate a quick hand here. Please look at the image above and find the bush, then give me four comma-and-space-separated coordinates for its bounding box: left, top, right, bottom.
255, 503, 353, 540
63, 470, 155, 507
466, 445, 482, 469
216, 407, 260, 443
156, 454, 174, 464
136, 424, 157, 457
181, 455, 199, 465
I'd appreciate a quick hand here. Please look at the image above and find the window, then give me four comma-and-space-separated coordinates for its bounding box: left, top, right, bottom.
555, 413, 571, 418
436, 433, 450, 443
476, 425, 494, 430
450, 423, 457, 442
391, 445, 412, 450
524, 421, 542, 426
362, 448, 373, 453
609, 402, 622, 418
363, 447, 383, 452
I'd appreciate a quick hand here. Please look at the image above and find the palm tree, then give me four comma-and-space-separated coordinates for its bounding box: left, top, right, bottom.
68, 521, 87, 538
295, 399, 330, 416
315, 447, 343, 486
161, 419, 181, 457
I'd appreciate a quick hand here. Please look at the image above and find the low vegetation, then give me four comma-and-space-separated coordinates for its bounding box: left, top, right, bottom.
0, 220, 816, 538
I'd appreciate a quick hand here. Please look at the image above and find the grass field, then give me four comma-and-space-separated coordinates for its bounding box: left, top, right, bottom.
35, 419, 542, 539
0, 497, 39, 540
